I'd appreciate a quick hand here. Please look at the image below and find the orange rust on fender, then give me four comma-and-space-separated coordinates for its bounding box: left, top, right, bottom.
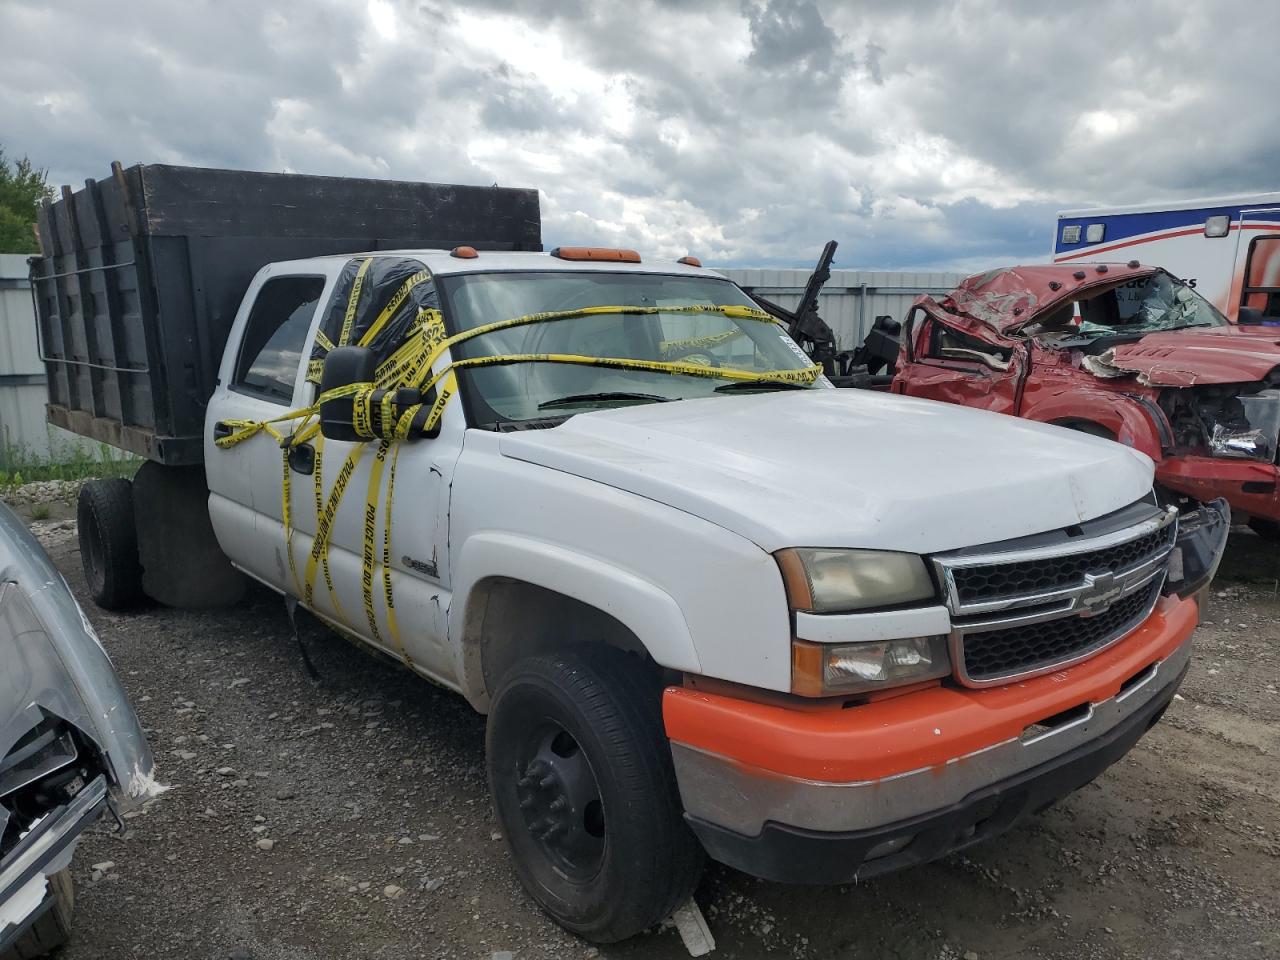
663, 594, 1197, 784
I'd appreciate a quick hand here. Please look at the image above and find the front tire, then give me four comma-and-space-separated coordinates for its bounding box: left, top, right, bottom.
77, 478, 143, 610
486, 646, 703, 943
1058, 420, 1114, 440
1248, 517, 1280, 541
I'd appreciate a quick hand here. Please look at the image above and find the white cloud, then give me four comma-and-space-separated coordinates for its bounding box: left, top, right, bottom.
366, 0, 397, 41
1, 0, 1277, 271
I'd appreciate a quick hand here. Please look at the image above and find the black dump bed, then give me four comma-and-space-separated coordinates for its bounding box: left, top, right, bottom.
31, 162, 541, 464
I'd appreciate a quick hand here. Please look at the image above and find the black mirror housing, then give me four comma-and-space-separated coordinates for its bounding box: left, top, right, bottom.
318, 346, 377, 442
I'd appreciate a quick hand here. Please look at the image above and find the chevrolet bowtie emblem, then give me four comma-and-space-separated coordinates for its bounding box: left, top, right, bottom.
1078, 571, 1123, 616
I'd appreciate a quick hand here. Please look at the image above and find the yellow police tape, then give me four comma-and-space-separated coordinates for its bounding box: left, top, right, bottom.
216, 299, 820, 664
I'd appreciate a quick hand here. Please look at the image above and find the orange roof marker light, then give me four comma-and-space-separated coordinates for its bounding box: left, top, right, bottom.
451, 245, 478, 259
550, 247, 641, 263
677, 255, 702, 267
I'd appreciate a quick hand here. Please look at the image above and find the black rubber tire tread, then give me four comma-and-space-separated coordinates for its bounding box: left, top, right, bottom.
1, 869, 75, 960
77, 478, 143, 610
1248, 516, 1280, 542
1059, 420, 1115, 440
486, 645, 704, 943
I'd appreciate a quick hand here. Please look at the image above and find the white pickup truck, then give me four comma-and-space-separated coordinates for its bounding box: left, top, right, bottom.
69, 244, 1224, 942
36, 166, 1227, 943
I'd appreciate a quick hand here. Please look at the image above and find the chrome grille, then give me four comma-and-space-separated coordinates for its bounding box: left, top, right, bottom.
959, 580, 1161, 682
949, 525, 1175, 604
932, 506, 1177, 687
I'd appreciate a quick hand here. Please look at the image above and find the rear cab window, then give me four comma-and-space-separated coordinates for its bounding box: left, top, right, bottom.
925, 320, 1012, 370
233, 276, 327, 404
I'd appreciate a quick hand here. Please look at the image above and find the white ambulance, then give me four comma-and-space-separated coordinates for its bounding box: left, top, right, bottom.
1053, 194, 1280, 324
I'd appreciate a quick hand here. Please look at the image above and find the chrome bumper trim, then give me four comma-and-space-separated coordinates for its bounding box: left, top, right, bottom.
671, 637, 1190, 839
0, 774, 107, 931
931, 507, 1178, 617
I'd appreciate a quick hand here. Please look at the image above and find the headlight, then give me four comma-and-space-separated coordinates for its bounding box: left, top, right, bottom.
1207, 389, 1280, 463
791, 636, 951, 696
775, 548, 937, 613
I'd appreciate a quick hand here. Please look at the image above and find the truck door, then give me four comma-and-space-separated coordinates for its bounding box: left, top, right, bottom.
205, 270, 330, 584
1236, 216, 1280, 322
284, 259, 461, 683
894, 308, 1021, 414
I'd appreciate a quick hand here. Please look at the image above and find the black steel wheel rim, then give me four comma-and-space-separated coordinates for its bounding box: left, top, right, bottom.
514, 719, 606, 881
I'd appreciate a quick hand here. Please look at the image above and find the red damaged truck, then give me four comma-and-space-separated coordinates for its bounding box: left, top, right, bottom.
888, 262, 1280, 537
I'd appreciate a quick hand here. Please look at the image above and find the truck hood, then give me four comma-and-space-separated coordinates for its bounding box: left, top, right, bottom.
498, 390, 1154, 554
1085, 327, 1280, 387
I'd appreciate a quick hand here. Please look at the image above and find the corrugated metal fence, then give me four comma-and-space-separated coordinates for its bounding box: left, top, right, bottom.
722, 268, 963, 352
0, 253, 103, 467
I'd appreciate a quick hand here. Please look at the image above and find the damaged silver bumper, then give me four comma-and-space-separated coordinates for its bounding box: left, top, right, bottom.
0, 505, 159, 807
0, 776, 107, 946
1, 502, 161, 947
1166, 497, 1230, 600
672, 636, 1194, 839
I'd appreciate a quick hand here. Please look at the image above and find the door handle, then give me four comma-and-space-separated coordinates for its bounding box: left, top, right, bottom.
213, 421, 234, 440
287, 442, 316, 476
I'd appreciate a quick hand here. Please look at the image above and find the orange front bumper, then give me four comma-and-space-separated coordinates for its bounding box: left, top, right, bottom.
664, 593, 1198, 784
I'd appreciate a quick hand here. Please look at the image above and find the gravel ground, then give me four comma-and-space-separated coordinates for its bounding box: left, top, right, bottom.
5, 485, 1279, 960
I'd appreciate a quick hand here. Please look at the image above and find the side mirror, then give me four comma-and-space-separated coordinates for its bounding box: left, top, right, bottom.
317, 346, 434, 442
319, 346, 376, 442
1239, 306, 1266, 326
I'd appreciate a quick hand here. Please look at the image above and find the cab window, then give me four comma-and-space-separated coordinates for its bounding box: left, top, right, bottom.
1243, 236, 1280, 318
925, 321, 1012, 370
233, 276, 326, 404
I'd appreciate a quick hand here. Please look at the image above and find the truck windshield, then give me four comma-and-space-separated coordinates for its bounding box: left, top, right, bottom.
438, 271, 818, 426
1028, 272, 1228, 346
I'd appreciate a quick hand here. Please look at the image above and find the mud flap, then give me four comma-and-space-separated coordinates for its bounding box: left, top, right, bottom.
133, 462, 247, 608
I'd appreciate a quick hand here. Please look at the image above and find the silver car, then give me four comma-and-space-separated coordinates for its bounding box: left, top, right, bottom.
0, 502, 160, 957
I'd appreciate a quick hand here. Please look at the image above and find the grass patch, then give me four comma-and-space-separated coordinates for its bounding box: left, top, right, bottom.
0, 442, 139, 493
29, 504, 51, 521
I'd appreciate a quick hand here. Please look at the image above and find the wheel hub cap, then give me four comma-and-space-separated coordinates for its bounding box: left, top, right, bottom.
515, 725, 605, 877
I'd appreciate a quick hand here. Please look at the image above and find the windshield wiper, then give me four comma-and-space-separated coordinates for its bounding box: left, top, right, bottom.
714, 379, 810, 393
1164, 321, 1218, 331
537, 391, 675, 410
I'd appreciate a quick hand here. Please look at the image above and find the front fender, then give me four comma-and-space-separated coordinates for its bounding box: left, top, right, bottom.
449, 531, 701, 704
1022, 389, 1167, 461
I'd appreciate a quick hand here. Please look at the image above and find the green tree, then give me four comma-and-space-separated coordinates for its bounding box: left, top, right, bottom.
0, 148, 54, 254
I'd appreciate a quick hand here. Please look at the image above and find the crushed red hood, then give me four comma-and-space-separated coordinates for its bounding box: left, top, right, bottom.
1090, 327, 1280, 387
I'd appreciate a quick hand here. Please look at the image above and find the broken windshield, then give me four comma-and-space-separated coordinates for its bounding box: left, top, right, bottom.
1027, 272, 1228, 346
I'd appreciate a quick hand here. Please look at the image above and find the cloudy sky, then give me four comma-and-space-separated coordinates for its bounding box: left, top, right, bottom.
2, 0, 1276, 271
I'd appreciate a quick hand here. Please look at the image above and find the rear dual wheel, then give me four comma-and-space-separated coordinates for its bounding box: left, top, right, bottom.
77, 478, 143, 610
486, 645, 703, 943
